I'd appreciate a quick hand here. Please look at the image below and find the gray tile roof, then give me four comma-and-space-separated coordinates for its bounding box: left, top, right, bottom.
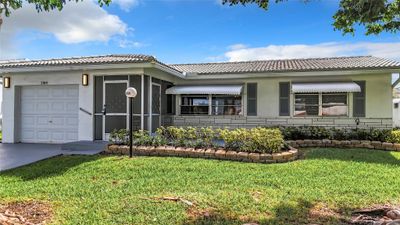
1, 55, 399, 76
170, 56, 400, 75
0, 54, 158, 69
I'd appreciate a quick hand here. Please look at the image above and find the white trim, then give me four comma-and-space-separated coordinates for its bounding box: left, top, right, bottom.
184, 69, 398, 80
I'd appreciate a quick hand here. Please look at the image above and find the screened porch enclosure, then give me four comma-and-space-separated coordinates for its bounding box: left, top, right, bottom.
94, 75, 174, 140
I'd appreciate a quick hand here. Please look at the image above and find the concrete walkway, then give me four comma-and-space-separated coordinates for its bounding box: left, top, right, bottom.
0, 143, 104, 172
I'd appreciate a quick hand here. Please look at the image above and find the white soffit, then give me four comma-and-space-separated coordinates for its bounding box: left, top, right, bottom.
166, 85, 243, 95
292, 82, 361, 93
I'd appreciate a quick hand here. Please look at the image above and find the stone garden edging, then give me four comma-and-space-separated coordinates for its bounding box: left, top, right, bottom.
105, 145, 299, 164
286, 139, 400, 151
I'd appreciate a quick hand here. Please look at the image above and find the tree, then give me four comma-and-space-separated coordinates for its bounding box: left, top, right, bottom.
0, 0, 111, 27
222, 0, 400, 35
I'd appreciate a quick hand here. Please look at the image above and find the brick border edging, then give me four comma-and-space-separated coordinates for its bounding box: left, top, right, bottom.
105, 145, 299, 163
286, 139, 400, 151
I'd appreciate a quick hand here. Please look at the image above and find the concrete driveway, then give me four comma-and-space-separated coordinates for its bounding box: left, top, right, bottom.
0, 143, 105, 172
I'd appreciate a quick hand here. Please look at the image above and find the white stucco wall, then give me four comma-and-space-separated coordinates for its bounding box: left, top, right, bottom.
2, 71, 94, 143
174, 72, 393, 119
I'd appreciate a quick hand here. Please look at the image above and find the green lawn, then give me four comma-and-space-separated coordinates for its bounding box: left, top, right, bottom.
1, 148, 400, 225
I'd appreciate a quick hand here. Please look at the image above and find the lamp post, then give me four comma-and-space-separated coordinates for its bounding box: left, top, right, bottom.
125, 87, 137, 158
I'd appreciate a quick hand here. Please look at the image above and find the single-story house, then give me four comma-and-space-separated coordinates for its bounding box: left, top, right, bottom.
0, 55, 399, 144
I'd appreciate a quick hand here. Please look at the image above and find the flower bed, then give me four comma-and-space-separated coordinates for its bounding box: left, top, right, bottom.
278, 126, 400, 143
107, 127, 298, 163
286, 139, 400, 151
110, 127, 286, 154
105, 145, 299, 164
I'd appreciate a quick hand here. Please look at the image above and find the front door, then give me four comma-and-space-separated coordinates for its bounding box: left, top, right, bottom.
151, 83, 161, 133
103, 81, 128, 140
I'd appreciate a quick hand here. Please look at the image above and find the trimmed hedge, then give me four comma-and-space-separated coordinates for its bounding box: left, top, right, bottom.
278, 126, 392, 142
109, 126, 285, 154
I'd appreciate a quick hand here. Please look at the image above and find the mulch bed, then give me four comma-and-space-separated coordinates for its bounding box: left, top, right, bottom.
0, 201, 52, 225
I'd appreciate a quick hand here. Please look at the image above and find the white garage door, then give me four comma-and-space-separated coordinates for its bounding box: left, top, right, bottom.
20, 85, 79, 143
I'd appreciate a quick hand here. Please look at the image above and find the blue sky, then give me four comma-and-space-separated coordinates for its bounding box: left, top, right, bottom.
1, 0, 399, 63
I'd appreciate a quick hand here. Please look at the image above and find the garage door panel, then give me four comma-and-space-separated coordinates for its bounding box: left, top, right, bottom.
21, 116, 35, 126
66, 132, 78, 141
36, 130, 50, 141
51, 88, 65, 98
37, 89, 50, 98
36, 102, 49, 112
21, 130, 35, 140
37, 116, 51, 126
21, 88, 36, 98
66, 87, 79, 97
20, 85, 79, 144
51, 102, 65, 112
66, 117, 79, 126
21, 101, 35, 112
66, 102, 78, 112
51, 117, 65, 126
51, 131, 65, 141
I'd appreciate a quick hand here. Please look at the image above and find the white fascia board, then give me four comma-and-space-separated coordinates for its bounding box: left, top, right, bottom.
184, 69, 399, 80
0, 62, 152, 73
153, 63, 186, 79
0, 62, 185, 77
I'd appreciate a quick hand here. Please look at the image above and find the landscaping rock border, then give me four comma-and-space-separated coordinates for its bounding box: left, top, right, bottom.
286, 139, 400, 151
105, 145, 299, 164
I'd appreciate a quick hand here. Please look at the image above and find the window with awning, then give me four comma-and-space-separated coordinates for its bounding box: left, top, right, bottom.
292, 82, 361, 117
166, 85, 244, 115
166, 85, 243, 95
292, 82, 361, 93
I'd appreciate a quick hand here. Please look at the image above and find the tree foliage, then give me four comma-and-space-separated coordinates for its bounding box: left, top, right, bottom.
222, 0, 400, 35
0, 0, 111, 17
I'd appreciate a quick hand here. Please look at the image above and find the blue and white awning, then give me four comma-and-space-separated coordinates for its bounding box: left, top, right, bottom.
292, 82, 361, 93
166, 85, 243, 95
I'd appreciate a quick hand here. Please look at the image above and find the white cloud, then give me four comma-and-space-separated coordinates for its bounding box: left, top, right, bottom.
0, 1, 130, 59
224, 42, 400, 62
228, 43, 247, 51
118, 39, 146, 48
113, 0, 140, 12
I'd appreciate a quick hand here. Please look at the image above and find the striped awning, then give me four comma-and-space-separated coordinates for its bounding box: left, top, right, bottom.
166, 85, 243, 95
292, 82, 361, 93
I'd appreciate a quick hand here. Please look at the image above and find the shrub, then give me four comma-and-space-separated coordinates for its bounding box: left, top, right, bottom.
387, 130, 400, 143
156, 126, 216, 148
109, 129, 130, 145
218, 127, 284, 153
278, 126, 392, 142
109, 129, 167, 146
110, 126, 285, 153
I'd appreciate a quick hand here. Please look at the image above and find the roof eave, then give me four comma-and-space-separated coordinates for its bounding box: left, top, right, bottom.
0, 61, 185, 78
184, 68, 400, 79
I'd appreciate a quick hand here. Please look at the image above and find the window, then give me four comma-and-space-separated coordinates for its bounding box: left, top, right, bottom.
294, 93, 348, 117
212, 95, 242, 115
395, 103, 399, 109
294, 94, 319, 116
180, 95, 242, 115
322, 94, 348, 116
181, 96, 209, 115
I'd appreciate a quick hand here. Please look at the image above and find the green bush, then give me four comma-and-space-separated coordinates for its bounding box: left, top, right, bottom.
109, 129, 167, 147
278, 126, 392, 142
156, 126, 215, 148
387, 130, 400, 143
110, 126, 285, 153
218, 127, 284, 153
